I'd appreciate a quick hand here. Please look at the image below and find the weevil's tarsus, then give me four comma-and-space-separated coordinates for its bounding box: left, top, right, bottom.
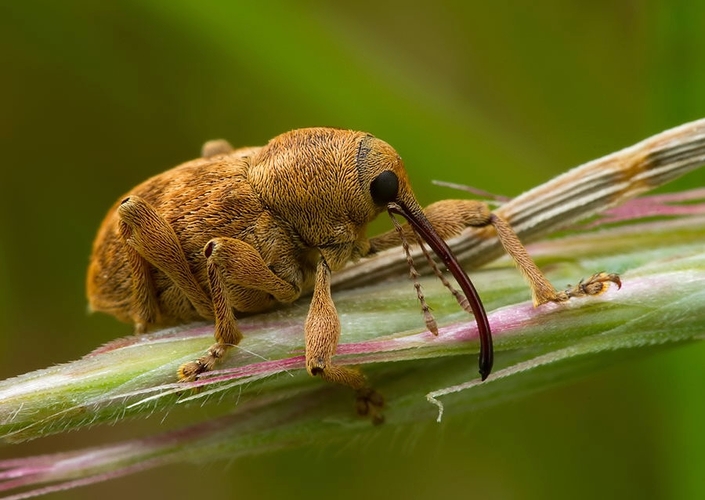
560, 272, 622, 300
356, 387, 385, 425
389, 211, 438, 335
387, 202, 493, 380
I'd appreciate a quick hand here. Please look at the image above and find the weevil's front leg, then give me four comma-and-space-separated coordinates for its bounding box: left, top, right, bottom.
371, 199, 620, 306
178, 237, 301, 381
118, 196, 213, 319
369, 199, 495, 251
488, 213, 621, 304
306, 258, 384, 424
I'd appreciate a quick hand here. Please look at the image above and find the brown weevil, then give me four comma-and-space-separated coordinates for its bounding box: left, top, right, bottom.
87, 128, 619, 422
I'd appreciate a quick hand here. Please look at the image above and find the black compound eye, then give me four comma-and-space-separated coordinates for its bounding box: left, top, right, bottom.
370, 170, 399, 205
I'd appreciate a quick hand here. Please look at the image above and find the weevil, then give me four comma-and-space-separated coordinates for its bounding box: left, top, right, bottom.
87, 128, 619, 422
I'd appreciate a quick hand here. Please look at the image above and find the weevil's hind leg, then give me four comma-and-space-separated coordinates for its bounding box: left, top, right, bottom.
117, 195, 214, 319
117, 224, 161, 332
305, 259, 384, 424
178, 237, 301, 382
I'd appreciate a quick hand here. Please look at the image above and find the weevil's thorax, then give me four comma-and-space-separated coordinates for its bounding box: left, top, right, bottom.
246, 128, 411, 270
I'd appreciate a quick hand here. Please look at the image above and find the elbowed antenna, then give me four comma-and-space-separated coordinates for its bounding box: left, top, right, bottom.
387, 202, 493, 380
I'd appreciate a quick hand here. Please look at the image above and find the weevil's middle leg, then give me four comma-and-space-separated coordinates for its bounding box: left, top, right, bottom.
178, 236, 301, 381
305, 258, 384, 424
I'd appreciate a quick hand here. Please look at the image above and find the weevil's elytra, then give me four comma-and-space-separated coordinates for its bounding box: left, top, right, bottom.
87, 127, 620, 422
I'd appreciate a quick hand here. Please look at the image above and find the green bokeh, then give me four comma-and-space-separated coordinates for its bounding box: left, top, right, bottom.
1, 1, 704, 499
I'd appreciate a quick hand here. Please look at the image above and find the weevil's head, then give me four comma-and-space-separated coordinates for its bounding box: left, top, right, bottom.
248, 127, 493, 378
247, 128, 424, 269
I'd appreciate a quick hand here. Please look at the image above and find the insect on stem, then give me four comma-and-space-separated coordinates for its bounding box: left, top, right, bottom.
386, 202, 493, 380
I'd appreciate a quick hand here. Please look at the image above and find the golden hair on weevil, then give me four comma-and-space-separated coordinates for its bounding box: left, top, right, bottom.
87, 127, 620, 424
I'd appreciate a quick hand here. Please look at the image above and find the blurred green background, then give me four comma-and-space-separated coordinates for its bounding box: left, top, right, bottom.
2, 1, 705, 499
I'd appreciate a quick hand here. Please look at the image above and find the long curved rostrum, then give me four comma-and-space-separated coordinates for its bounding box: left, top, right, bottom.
387, 201, 493, 379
